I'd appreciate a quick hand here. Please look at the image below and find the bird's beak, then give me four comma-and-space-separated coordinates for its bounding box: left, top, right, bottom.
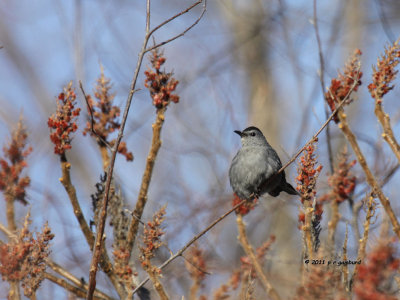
234, 130, 243, 137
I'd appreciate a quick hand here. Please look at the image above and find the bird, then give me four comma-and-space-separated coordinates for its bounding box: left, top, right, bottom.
229, 126, 299, 200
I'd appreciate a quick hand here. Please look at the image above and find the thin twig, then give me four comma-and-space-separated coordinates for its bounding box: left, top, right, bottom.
313, 0, 334, 173
236, 214, 280, 300
132, 199, 246, 295
148, 0, 203, 37
145, 0, 207, 53
78, 81, 111, 149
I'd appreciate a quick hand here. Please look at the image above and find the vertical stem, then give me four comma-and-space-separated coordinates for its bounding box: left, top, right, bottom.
303, 200, 314, 259
86, 1, 152, 297
337, 110, 400, 239
328, 200, 339, 252
342, 225, 349, 291
126, 107, 166, 257
6, 199, 16, 232
350, 195, 374, 289
236, 214, 280, 300
375, 103, 400, 163
99, 145, 110, 171
6, 197, 20, 299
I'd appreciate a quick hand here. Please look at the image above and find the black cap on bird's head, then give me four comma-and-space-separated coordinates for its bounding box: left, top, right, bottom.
234, 126, 263, 138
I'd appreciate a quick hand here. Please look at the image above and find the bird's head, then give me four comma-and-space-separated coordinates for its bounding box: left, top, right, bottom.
234, 126, 268, 147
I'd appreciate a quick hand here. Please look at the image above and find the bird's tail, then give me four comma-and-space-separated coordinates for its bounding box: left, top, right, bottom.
283, 182, 301, 196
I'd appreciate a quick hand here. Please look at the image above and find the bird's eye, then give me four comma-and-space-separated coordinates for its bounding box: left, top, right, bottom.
250, 132, 256, 136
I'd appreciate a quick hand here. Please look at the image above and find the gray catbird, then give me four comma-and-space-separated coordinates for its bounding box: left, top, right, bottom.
229, 126, 299, 200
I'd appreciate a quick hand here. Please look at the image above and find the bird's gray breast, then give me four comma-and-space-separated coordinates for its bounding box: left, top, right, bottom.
229, 146, 282, 199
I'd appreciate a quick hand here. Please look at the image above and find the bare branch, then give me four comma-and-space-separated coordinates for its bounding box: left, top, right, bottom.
145, 0, 207, 53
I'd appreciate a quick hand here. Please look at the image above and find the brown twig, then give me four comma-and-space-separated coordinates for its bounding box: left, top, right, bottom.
132, 199, 246, 295
85, 1, 206, 298
126, 107, 166, 257
236, 214, 280, 300
5, 182, 20, 300
303, 200, 314, 259
337, 109, 400, 239
5, 197, 19, 300
374, 101, 400, 163
59, 157, 94, 249
350, 195, 375, 289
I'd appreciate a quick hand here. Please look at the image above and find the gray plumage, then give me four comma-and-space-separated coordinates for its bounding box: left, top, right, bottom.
229, 126, 299, 200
